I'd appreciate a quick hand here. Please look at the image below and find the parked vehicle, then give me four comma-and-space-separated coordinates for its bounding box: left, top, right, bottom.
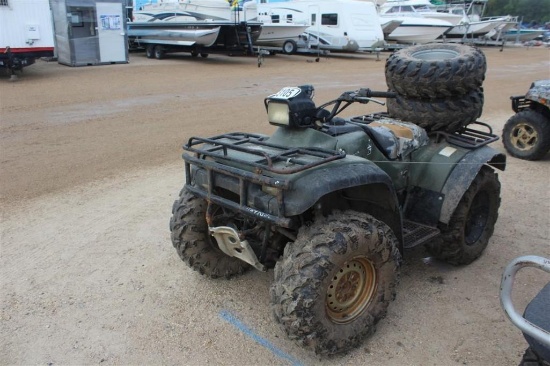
502, 79, 550, 160
500, 255, 550, 365
0, 0, 55, 77
249, 0, 386, 52
127, 20, 262, 59
169, 44, 506, 355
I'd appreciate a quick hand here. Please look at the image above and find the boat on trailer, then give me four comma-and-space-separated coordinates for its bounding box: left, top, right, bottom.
127, 19, 262, 58
133, 0, 308, 54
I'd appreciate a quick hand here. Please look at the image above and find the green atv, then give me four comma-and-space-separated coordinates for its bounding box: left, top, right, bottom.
503, 79, 550, 160
170, 44, 506, 356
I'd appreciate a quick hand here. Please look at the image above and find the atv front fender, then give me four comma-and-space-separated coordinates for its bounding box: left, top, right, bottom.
283, 158, 399, 217
439, 146, 506, 224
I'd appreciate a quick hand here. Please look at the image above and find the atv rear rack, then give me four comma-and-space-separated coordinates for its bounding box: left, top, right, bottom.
432, 122, 499, 149
183, 132, 346, 175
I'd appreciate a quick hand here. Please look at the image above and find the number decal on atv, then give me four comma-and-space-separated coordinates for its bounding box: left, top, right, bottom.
269, 87, 302, 99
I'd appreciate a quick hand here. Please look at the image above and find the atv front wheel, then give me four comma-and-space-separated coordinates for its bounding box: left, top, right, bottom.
427, 167, 501, 265
502, 110, 550, 161
170, 189, 250, 279
271, 211, 401, 355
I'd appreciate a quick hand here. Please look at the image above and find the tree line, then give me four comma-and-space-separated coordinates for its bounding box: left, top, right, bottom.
484, 0, 550, 26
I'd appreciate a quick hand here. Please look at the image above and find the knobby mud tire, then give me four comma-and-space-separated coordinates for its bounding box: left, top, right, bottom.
386, 88, 484, 133
502, 109, 550, 161
169, 189, 250, 279
270, 211, 401, 356
520, 347, 550, 366
385, 43, 486, 99
426, 167, 501, 265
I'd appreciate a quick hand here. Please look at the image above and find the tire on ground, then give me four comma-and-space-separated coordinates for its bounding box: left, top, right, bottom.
426, 167, 501, 265
154, 45, 165, 60
145, 45, 154, 59
270, 210, 401, 356
386, 88, 484, 133
502, 109, 550, 161
385, 43, 486, 99
282, 40, 298, 55
169, 189, 250, 279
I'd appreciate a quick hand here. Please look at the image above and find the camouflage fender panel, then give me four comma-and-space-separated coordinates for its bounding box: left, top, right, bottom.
526, 79, 550, 108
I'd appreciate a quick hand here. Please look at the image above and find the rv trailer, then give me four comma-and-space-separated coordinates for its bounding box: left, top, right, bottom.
0, 0, 55, 76
251, 0, 386, 52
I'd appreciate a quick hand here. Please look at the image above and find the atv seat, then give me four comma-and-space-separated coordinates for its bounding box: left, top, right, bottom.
366, 118, 428, 160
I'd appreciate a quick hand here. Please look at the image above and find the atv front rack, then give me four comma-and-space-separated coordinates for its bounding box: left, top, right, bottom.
432, 122, 499, 149
183, 132, 346, 175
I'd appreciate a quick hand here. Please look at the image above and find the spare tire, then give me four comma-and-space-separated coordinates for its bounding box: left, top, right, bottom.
386, 88, 484, 133
385, 43, 486, 99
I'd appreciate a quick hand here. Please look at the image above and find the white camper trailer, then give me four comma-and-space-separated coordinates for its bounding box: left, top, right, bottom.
252, 0, 385, 52
0, 0, 55, 75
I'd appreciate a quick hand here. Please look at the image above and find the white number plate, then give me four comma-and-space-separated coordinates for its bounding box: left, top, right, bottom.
269, 87, 301, 99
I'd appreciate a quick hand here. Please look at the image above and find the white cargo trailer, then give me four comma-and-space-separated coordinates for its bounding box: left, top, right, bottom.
0, 0, 55, 75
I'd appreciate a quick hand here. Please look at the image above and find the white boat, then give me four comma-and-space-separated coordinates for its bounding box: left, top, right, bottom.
503, 28, 547, 43
134, 0, 309, 52
133, 0, 234, 21
127, 22, 223, 47
378, 14, 453, 44
379, 0, 463, 26
434, 0, 508, 39
248, 0, 386, 52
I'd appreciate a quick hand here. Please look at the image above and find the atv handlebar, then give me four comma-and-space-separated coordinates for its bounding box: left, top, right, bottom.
359, 89, 397, 99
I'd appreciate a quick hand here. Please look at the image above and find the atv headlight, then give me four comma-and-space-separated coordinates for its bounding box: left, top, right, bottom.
267, 100, 291, 126
264, 85, 316, 128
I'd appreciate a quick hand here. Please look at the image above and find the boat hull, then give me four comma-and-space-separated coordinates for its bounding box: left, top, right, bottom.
255, 24, 309, 47
128, 23, 221, 46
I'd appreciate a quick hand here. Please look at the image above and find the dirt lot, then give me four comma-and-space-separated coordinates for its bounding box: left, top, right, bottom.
1, 45, 549, 365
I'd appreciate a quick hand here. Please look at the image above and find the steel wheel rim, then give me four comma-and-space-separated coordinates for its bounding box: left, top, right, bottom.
510, 122, 538, 151
326, 257, 376, 324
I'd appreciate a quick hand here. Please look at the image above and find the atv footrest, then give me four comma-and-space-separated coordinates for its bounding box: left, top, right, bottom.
403, 220, 440, 249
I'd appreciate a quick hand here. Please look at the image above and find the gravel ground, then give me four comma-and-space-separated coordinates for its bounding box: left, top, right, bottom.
1, 45, 549, 366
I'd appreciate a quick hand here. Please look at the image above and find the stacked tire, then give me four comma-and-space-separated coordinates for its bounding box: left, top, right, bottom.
385, 43, 487, 133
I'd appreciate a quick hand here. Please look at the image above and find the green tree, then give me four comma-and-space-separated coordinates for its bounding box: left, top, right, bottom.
486, 0, 550, 24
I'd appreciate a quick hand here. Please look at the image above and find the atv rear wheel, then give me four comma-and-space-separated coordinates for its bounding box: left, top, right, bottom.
270, 211, 401, 355
502, 110, 550, 161
386, 88, 484, 133
169, 189, 250, 279
427, 167, 501, 265
385, 43, 486, 99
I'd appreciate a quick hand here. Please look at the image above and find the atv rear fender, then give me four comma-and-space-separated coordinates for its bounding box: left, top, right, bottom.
439, 145, 505, 224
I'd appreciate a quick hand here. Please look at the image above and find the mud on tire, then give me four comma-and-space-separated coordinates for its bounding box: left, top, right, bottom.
169, 189, 250, 279
270, 211, 401, 355
385, 43, 486, 99
502, 109, 550, 161
426, 167, 501, 265
386, 88, 484, 133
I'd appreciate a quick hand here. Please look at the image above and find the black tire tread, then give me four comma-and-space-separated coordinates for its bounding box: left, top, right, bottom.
386, 88, 484, 133
385, 43, 486, 99
270, 211, 401, 355
520, 347, 550, 366
169, 189, 250, 279
426, 167, 501, 265
502, 109, 550, 161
